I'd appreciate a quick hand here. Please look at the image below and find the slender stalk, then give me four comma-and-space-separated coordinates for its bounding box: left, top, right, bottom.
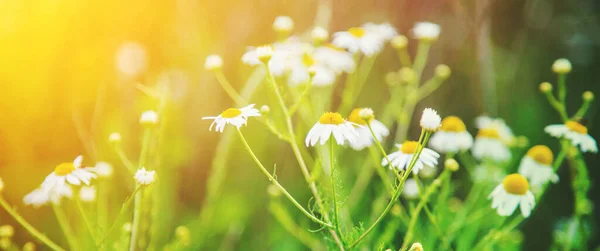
128, 188, 144, 251
412, 43, 431, 82
367, 147, 394, 195
237, 128, 332, 227
76, 198, 97, 243
574, 99, 592, 119
214, 70, 247, 105
412, 172, 453, 250
366, 123, 395, 194
138, 128, 152, 168
543, 90, 569, 122
289, 80, 313, 116
329, 138, 342, 236
0, 196, 65, 251
269, 200, 324, 250
52, 203, 80, 251
97, 186, 142, 247
557, 74, 567, 105
115, 145, 136, 174
396, 47, 412, 67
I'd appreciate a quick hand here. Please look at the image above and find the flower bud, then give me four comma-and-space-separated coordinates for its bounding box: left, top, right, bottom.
273, 16, 294, 33
122, 222, 133, 233
390, 35, 408, 49
140, 110, 158, 126
445, 158, 459, 172
391, 204, 402, 216
108, 132, 122, 143
267, 184, 281, 198
260, 105, 270, 116
256, 45, 274, 64
435, 64, 451, 80
552, 58, 572, 74
409, 242, 424, 251
358, 108, 374, 122
23, 242, 36, 251
308, 66, 317, 78
311, 27, 329, 43
204, 55, 223, 71
539, 82, 552, 93
583, 91, 594, 102
420, 108, 441, 131
399, 67, 416, 84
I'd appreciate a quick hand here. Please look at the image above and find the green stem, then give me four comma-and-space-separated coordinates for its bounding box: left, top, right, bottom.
214, 70, 247, 106
418, 75, 447, 100
52, 203, 80, 251
329, 138, 342, 236
543, 91, 569, 122
0, 196, 65, 251
115, 145, 136, 174
573, 100, 592, 119
557, 74, 567, 105
236, 128, 332, 228
412, 43, 432, 83
97, 186, 142, 247
412, 172, 453, 250
128, 187, 145, 251
76, 197, 97, 243
138, 128, 152, 168
269, 200, 324, 250
289, 80, 313, 116
368, 147, 394, 195
396, 48, 412, 67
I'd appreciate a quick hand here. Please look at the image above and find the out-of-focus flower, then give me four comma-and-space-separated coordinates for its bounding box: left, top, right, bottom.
475, 116, 515, 144
109, 132, 122, 143
472, 128, 511, 161
140, 110, 159, 125
445, 158, 459, 172
288, 53, 336, 86
583, 91, 594, 102
175, 226, 191, 246
419, 165, 437, 179
272, 16, 294, 33
332, 27, 384, 56
79, 186, 97, 202
545, 121, 597, 153
429, 116, 473, 153
204, 55, 223, 71
0, 225, 14, 238
41, 155, 96, 193
313, 44, 356, 74
402, 179, 419, 200
552, 58, 571, 74
362, 22, 398, 41
115, 42, 147, 77
409, 242, 424, 251
24, 186, 73, 208
412, 22, 441, 42
311, 27, 329, 42
420, 108, 441, 131
435, 64, 451, 80
390, 35, 408, 49
305, 112, 359, 146
518, 145, 558, 188
346, 108, 389, 150
489, 174, 535, 217
135, 167, 156, 185
202, 104, 261, 133
539, 82, 552, 93
92, 162, 113, 178
23, 242, 36, 251
383, 141, 440, 174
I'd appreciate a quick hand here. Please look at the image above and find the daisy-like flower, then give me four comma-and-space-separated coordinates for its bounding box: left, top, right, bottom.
518, 145, 558, 188
115, 41, 147, 77
202, 104, 261, 132
475, 116, 515, 144
140, 110, 158, 125
383, 141, 440, 174
313, 44, 356, 75
311, 27, 329, 42
242, 40, 311, 76
41, 155, 97, 193
552, 58, 571, 74
332, 27, 384, 56
362, 22, 398, 41
79, 186, 97, 202
489, 174, 535, 217
288, 53, 336, 86
472, 128, 511, 161
135, 167, 156, 185
401, 179, 419, 200
346, 108, 389, 150
24, 186, 73, 208
92, 162, 114, 178
204, 55, 223, 71
429, 116, 474, 153
420, 108, 441, 131
272, 16, 294, 33
305, 112, 359, 146
412, 22, 441, 42
545, 121, 597, 153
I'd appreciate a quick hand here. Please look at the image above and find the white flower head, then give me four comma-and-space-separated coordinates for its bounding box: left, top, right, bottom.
287, 53, 336, 87
545, 121, 597, 153
273, 16, 294, 33
429, 116, 473, 153
135, 167, 156, 185
332, 27, 384, 56
489, 174, 535, 217
412, 22, 441, 42
242, 39, 311, 76
383, 141, 440, 174
402, 179, 419, 200
256, 45, 275, 63
0, 177, 3, 193
92, 162, 114, 178
362, 22, 398, 41
79, 186, 97, 202
202, 104, 261, 133
518, 145, 558, 188
140, 110, 158, 125
108, 132, 122, 143
24, 185, 73, 208
552, 58, 572, 74
115, 41, 147, 77
475, 116, 515, 144
420, 108, 441, 131
204, 55, 223, 71
41, 155, 97, 193
305, 112, 359, 147
472, 128, 512, 161
346, 108, 389, 150
311, 27, 329, 42
314, 44, 356, 74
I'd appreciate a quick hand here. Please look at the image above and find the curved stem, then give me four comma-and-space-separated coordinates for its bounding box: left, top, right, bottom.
214, 70, 247, 106
128, 187, 145, 251
97, 186, 142, 247
52, 203, 80, 251
76, 198, 97, 243
236, 128, 332, 228
289, 80, 313, 116
138, 128, 152, 168
0, 196, 65, 251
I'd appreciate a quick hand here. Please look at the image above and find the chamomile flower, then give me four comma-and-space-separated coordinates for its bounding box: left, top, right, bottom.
305, 112, 359, 146
429, 116, 474, 153
202, 104, 261, 132
472, 128, 511, 161
41, 155, 97, 193
489, 174, 535, 217
24, 186, 73, 208
383, 141, 440, 174
288, 53, 336, 86
332, 27, 384, 56
518, 145, 558, 188
346, 108, 389, 150
272, 16, 294, 33
362, 22, 398, 41
92, 162, 113, 178
135, 167, 156, 185
311, 27, 329, 42
412, 22, 441, 42
475, 116, 515, 144
204, 55, 223, 71
420, 108, 441, 131
313, 44, 356, 74
401, 179, 419, 200
545, 121, 597, 153
79, 186, 97, 202
140, 110, 158, 125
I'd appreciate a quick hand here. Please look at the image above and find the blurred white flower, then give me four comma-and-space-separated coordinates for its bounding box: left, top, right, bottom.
305, 112, 359, 146
41, 155, 96, 193
311, 27, 329, 42
242, 40, 310, 76
420, 108, 441, 131
115, 42, 147, 77
429, 116, 473, 153
412, 22, 441, 42
489, 174, 535, 217
402, 179, 419, 200
346, 108, 389, 151
288, 53, 336, 86
545, 121, 597, 153
79, 186, 97, 202
202, 104, 261, 133
92, 162, 113, 178
518, 145, 558, 188
314, 44, 356, 74
273, 16, 294, 33
390, 35, 408, 49
24, 185, 73, 208
472, 128, 511, 161
108, 132, 122, 143
204, 55, 223, 71
135, 167, 156, 185
332, 27, 384, 56
552, 58, 571, 74
383, 141, 440, 174
140, 110, 159, 125
475, 116, 515, 144
362, 22, 398, 41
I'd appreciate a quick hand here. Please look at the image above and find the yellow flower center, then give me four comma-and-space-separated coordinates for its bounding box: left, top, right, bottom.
348, 27, 365, 38
347, 108, 367, 126
221, 108, 242, 118
319, 112, 345, 125
325, 43, 344, 51
302, 54, 315, 67
565, 121, 587, 134
502, 174, 529, 195
526, 145, 553, 165
54, 163, 76, 176
477, 128, 500, 139
440, 116, 466, 132
400, 141, 419, 154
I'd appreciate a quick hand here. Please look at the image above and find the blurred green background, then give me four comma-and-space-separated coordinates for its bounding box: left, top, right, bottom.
0, 0, 599, 250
